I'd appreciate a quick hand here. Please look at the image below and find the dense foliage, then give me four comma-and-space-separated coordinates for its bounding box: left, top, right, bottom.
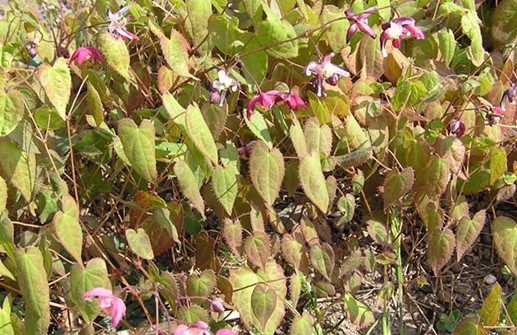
0, 0, 516, 334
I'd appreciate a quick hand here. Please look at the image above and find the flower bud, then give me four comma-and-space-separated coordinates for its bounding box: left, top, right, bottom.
210, 298, 225, 313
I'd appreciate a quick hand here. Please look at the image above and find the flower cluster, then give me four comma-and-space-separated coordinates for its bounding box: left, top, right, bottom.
246, 90, 306, 120
81, 287, 126, 327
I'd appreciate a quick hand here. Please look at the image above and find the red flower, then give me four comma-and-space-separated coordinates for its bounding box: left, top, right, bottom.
69, 47, 103, 65
246, 90, 306, 120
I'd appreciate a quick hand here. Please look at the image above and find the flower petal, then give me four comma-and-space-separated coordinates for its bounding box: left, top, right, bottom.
404, 25, 425, 39
82, 287, 114, 300
215, 329, 237, 335
110, 297, 127, 327
173, 325, 189, 335
346, 24, 358, 43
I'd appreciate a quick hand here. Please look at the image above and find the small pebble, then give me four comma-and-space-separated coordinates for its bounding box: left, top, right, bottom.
484, 274, 497, 285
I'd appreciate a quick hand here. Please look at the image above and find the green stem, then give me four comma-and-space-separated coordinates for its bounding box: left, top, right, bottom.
390, 207, 404, 335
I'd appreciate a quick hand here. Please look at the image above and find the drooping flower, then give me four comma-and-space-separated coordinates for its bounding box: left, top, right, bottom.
210, 298, 225, 313
345, 6, 378, 42
246, 90, 306, 119
446, 119, 465, 137
303, 53, 350, 97
486, 107, 504, 126
108, 6, 139, 41
81, 287, 126, 327
500, 85, 517, 112
69, 47, 103, 65
380, 17, 424, 57
210, 69, 239, 106
237, 139, 256, 158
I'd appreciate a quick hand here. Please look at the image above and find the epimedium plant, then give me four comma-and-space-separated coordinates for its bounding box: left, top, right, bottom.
0, 0, 516, 334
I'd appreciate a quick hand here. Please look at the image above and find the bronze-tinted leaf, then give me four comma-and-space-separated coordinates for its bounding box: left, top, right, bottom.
428, 228, 455, 276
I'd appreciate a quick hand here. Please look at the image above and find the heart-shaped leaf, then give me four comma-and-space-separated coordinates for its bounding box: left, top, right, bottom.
38, 58, 71, 120
342, 292, 375, 327
69, 258, 111, 324
223, 218, 242, 258
246, 111, 273, 148
185, 0, 211, 51
244, 231, 271, 270
160, 29, 191, 77
456, 210, 486, 262
249, 141, 284, 205
436, 136, 465, 174
251, 284, 277, 331
255, 18, 298, 59
289, 116, 307, 158
453, 316, 486, 335
383, 168, 414, 210
492, 216, 517, 277
428, 228, 455, 276
424, 157, 450, 199
310, 243, 334, 281
0, 90, 23, 136
187, 270, 216, 299
229, 261, 286, 335
282, 233, 307, 272
15, 247, 50, 335
118, 118, 157, 184
54, 195, 82, 263
299, 153, 329, 213
99, 33, 130, 79
186, 103, 218, 165
212, 165, 238, 215
304, 117, 332, 156
126, 228, 154, 260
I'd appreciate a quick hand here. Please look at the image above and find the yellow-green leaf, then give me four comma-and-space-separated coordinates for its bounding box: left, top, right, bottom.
38, 58, 71, 120
53, 195, 82, 263
185, 103, 218, 165
299, 153, 329, 213
249, 141, 284, 205
99, 33, 130, 79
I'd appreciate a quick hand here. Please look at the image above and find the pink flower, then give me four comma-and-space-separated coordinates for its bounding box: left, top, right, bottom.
303, 53, 350, 97
210, 298, 225, 313
284, 92, 307, 111
81, 287, 126, 327
174, 322, 237, 335
380, 17, 424, 57
500, 85, 517, 112
69, 47, 103, 65
246, 90, 306, 119
215, 329, 236, 335
345, 7, 377, 42
108, 6, 139, 41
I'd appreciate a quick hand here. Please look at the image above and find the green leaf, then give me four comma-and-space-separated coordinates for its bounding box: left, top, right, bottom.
53, 195, 82, 263
453, 317, 487, 335
0, 176, 6, 213
251, 284, 277, 331
289, 116, 307, 158
162, 92, 186, 129
126, 228, 154, 260
241, 38, 268, 84
99, 33, 130, 79
246, 111, 273, 149
428, 228, 455, 276
68, 258, 111, 324
245, 231, 271, 270
304, 117, 332, 156
212, 165, 238, 215
490, 0, 517, 49
185, 103, 218, 165
117, 118, 157, 184
174, 160, 205, 217
282, 233, 307, 271
37, 58, 71, 120
479, 283, 501, 327
0, 297, 14, 335
15, 247, 50, 335
492, 216, 517, 277
334, 147, 373, 168
392, 79, 427, 110
185, 0, 211, 51
310, 243, 334, 281
383, 168, 414, 210
456, 210, 485, 262
508, 294, 517, 326
322, 5, 349, 53
187, 270, 216, 298
255, 18, 298, 59
438, 29, 456, 67
345, 114, 371, 149
86, 83, 104, 128
229, 261, 286, 335
208, 15, 253, 55
160, 29, 191, 77
0, 140, 36, 201
201, 102, 227, 140
358, 31, 384, 80
299, 153, 329, 213
489, 147, 507, 185
249, 141, 284, 205
0, 90, 23, 136
290, 312, 313, 335
342, 292, 375, 327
